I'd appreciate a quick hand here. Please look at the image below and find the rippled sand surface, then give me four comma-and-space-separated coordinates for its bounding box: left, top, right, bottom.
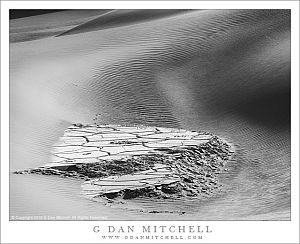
10, 9, 290, 220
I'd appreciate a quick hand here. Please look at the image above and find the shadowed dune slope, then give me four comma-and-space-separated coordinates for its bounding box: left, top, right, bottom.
10, 9, 291, 220
10, 10, 112, 42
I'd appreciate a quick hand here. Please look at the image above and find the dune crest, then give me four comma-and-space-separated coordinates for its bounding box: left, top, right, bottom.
57, 9, 194, 36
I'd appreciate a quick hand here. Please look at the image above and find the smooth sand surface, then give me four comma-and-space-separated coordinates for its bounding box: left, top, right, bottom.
10, 9, 290, 220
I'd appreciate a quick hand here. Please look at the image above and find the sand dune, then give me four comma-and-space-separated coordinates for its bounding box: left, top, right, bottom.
10, 9, 290, 220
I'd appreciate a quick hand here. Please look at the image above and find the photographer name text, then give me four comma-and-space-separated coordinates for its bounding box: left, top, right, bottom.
93, 225, 212, 234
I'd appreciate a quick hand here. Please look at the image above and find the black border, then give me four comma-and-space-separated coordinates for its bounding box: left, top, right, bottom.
4, 6, 295, 223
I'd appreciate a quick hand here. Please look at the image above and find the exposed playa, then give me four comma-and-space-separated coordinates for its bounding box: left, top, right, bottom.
15, 124, 233, 205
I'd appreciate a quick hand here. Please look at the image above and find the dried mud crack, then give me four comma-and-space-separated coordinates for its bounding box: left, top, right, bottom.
14, 124, 234, 206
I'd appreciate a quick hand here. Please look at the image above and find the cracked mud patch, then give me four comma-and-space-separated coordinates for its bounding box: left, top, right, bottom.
14, 124, 234, 212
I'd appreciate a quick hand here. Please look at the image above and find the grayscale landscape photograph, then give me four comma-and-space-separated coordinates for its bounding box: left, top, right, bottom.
10, 9, 291, 220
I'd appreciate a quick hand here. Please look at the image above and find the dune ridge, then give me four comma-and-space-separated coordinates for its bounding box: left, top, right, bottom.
57, 9, 194, 36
